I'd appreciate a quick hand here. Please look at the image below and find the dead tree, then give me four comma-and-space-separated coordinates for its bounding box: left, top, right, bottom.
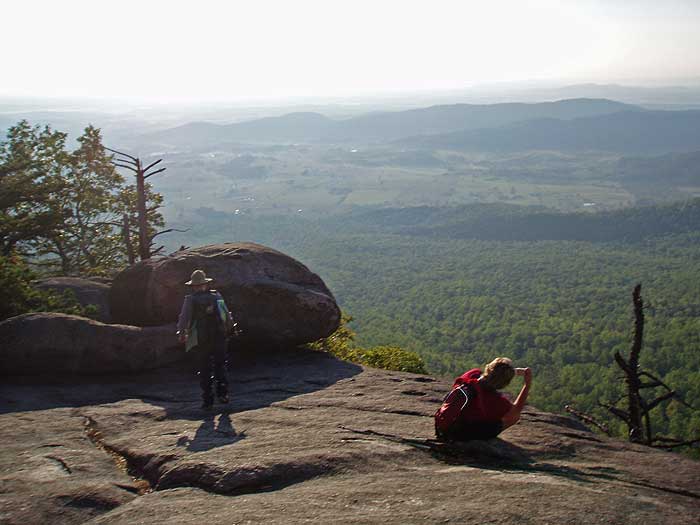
121, 212, 136, 265
611, 284, 646, 442
107, 148, 171, 261
568, 284, 698, 451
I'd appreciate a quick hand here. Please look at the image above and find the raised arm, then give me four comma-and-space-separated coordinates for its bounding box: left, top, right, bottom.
502, 367, 532, 430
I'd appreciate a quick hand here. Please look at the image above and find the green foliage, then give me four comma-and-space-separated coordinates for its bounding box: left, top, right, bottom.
0, 121, 168, 275
33, 125, 126, 276
309, 314, 427, 374
0, 254, 93, 321
166, 201, 700, 454
354, 345, 427, 374
0, 121, 68, 256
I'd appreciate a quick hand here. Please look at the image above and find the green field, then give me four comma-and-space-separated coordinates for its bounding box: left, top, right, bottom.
155, 146, 659, 223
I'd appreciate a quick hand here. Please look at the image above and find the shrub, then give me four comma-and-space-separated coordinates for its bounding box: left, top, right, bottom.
308, 313, 427, 374
0, 254, 94, 321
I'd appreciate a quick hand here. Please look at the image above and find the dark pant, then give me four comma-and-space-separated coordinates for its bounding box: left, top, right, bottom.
195, 338, 228, 403
437, 420, 503, 441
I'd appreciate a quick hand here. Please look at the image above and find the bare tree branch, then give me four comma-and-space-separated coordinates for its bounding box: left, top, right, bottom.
565, 405, 611, 436
651, 437, 700, 449
143, 158, 162, 172
148, 227, 188, 242
104, 147, 138, 162
113, 163, 138, 173
600, 402, 630, 423
644, 391, 678, 413
143, 167, 166, 179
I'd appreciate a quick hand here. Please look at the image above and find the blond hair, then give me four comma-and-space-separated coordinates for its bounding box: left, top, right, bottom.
482, 357, 515, 390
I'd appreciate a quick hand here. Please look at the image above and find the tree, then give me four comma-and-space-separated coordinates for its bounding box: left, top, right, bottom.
568, 284, 699, 451
107, 148, 172, 260
33, 126, 126, 275
115, 180, 166, 263
0, 121, 68, 256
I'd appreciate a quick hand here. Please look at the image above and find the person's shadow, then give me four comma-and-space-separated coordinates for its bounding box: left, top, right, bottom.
176, 411, 246, 452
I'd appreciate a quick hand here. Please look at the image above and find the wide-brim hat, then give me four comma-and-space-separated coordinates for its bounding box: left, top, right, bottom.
185, 269, 213, 286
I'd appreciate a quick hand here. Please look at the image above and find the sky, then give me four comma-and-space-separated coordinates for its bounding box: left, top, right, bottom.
3, 0, 700, 102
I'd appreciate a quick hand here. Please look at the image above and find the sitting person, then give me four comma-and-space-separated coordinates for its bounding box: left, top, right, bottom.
435, 357, 532, 441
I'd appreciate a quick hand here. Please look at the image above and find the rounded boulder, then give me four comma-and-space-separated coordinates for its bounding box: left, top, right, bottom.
109, 243, 340, 345
0, 313, 183, 375
35, 277, 112, 323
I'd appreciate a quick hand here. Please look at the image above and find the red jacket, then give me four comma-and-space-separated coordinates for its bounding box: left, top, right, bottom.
453, 369, 513, 424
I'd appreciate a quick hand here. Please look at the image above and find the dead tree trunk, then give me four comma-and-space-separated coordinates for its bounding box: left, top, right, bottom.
613, 284, 645, 443
567, 284, 698, 451
134, 157, 149, 260
122, 212, 136, 265
596, 284, 698, 449
107, 148, 166, 261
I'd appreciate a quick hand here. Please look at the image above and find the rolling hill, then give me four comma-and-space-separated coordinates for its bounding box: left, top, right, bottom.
400, 110, 700, 154
142, 98, 638, 148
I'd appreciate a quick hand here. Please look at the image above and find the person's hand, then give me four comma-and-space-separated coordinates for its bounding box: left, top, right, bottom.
177, 330, 188, 344
523, 367, 532, 384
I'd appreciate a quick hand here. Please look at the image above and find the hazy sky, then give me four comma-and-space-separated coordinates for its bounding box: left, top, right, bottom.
3, 0, 700, 102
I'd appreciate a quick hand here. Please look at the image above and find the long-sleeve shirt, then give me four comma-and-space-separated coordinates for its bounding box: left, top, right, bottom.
177, 290, 233, 334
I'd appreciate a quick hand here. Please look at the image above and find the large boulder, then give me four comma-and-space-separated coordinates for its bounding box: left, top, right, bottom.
0, 313, 182, 375
35, 276, 112, 323
109, 243, 340, 345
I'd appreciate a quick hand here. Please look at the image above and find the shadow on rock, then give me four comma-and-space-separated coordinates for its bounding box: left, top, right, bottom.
0, 346, 362, 420
176, 412, 246, 452
432, 437, 618, 485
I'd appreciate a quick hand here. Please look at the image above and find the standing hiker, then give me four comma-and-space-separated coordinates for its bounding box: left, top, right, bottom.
434, 357, 532, 441
177, 269, 234, 409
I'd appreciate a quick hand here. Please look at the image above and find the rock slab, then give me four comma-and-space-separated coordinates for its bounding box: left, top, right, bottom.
0, 313, 182, 375
35, 277, 112, 323
1, 349, 698, 525
109, 243, 340, 345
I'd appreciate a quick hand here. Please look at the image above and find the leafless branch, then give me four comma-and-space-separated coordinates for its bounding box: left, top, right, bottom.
113, 163, 138, 173
600, 402, 630, 423
149, 227, 188, 241
565, 405, 611, 436
104, 147, 138, 162
644, 391, 678, 413
143, 159, 162, 172
613, 352, 633, 376
143, 167, 166, 179
650, 437, 700, 449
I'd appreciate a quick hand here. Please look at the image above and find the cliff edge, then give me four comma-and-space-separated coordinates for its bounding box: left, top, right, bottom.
1, 347, 697, 524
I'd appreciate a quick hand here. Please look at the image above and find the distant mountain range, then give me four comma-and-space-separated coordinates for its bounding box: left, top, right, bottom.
400, 110, 700, 154
143, 98, 638, 148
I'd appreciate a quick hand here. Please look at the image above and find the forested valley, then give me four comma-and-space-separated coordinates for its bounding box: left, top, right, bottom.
165, 201, 700, 453
3, 99, 699, 455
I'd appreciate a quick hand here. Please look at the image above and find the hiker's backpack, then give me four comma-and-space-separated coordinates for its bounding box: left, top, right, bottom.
190, 291, 227, 345
434, 382, 477, 438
